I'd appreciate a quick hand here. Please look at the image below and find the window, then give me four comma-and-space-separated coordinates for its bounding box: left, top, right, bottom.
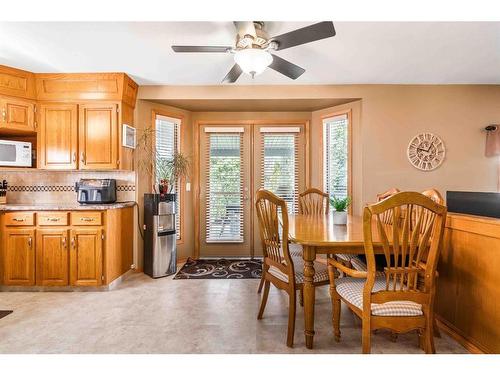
260, 130, 299, 213
323, 114, 349, 200
155, 114, 181, 239
205, 132, 244, 243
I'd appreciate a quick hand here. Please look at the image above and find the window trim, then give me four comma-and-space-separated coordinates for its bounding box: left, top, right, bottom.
151, 109, 184, 244
321, 109, 352, 214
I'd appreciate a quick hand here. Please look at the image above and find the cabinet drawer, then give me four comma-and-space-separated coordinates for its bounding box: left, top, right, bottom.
38, 211, 69, 226
71, 211, 102, 226
4, 212, 35, 226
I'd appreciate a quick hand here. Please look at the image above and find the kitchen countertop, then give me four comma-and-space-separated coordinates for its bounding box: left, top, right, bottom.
0, 201, 136, 211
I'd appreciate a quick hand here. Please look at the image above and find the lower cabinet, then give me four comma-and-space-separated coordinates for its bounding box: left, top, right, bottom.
36, 228, 69, 286
2, 229, 35, 286
70, 228, 103, 287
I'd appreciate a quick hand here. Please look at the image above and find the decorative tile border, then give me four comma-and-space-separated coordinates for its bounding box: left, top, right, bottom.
7, 184, 136, 192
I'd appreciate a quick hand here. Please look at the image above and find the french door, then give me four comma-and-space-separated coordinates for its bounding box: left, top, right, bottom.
198, 123, 307, 257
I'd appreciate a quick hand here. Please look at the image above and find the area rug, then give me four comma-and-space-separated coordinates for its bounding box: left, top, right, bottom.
0, 310, 13, 320
174, 258, 262, 279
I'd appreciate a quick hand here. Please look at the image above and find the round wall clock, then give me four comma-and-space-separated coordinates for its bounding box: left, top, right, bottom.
407, 133, 446, 171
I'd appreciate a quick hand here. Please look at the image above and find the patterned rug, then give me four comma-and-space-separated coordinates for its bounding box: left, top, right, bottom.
174, 258, 262, 279
0, 310, 13, 320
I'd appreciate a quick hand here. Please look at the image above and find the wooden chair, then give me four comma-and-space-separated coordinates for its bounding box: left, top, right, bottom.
255, 189, 330, 347
327, 191, 447, 353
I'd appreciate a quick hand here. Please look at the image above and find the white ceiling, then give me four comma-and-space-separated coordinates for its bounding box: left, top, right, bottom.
0, 22, 499, 85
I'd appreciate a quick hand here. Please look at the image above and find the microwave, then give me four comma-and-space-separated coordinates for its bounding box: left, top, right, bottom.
0, 140, 32, 167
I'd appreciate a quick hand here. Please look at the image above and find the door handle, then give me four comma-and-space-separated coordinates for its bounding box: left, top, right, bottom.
28, 237, 32, 247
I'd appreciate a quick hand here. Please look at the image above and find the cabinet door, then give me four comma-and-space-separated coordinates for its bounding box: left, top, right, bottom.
70, 228, 102, 286
0, 98, 35, 132
2, 229, 35, 285
78, 103, 118, 170
39, 104, 78, 169
36, 229, 69, 286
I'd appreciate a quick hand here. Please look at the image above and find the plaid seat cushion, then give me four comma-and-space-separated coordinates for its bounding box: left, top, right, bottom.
289, 243, 303, 257
350, 257, 385, 277
336, 253, 359, 262
335, 277, 423, 316
269, 256, 329, 284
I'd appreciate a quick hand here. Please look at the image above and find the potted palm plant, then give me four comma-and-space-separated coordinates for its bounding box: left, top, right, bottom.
135, 126, 190, 199
330, 196, 351, 225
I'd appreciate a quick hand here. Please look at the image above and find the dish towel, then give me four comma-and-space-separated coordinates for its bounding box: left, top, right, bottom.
485, 126, 500, 157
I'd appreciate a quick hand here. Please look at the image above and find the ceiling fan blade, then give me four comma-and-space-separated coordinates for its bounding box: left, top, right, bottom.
172, 45, 232, 53
222, 64, 243, 83
234, 21, 257, 38
269, 54, 305, 80
271, 21, 336, 51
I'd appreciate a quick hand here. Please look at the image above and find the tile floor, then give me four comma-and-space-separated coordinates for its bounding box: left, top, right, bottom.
0, 273, 467, 354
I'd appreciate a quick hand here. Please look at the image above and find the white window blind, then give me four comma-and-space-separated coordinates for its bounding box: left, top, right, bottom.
261, 133, 299, 213
323, 114, 349, 200
205, 133, 244, 243
155, 115, 181, 240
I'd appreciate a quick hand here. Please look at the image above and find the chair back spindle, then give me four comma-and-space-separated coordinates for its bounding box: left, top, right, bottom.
298, 188, 330, 215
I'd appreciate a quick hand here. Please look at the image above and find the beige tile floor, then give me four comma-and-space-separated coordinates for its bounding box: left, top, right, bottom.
0, 273, 467, 354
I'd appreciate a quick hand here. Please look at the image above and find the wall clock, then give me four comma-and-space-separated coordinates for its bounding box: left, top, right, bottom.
407, 133, 446, 171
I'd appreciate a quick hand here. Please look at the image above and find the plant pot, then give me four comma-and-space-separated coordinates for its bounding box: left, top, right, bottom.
333, 211, 347, 225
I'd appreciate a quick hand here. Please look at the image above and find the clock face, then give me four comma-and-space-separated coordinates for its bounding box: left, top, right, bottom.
407, 133, 445, 171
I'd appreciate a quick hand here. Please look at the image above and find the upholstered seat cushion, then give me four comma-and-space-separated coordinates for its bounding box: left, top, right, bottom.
288, 243, 303, 257
336, 253, 359, 262
350, 257, 385, 277
335, 277, 423, 316
268, 256, 330, 284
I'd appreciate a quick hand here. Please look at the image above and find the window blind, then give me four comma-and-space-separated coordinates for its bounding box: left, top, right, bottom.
323, 114, 349, 200
155, 115, 181, 239
261, 132, 299, 213
205, 133, 244, 243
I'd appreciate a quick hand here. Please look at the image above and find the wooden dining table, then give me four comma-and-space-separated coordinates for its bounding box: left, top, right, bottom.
287, 213, 385, 349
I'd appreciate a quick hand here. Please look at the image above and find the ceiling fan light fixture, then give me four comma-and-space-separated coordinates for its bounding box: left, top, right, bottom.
234, 49, 273, 78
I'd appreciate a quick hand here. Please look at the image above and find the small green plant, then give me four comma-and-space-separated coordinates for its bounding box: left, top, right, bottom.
329, 196, 351, 212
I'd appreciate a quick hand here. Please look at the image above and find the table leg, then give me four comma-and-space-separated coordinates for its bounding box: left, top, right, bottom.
303, 245, 316, 349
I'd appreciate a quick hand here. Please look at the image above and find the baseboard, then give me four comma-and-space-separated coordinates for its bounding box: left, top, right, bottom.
435, 316, 487, 354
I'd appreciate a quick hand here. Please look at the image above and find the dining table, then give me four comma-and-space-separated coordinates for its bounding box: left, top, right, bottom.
287, 213, 385, 349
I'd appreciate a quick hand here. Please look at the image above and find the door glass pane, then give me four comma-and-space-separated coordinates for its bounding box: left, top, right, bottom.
261, 134, 298, 213
324, 115, 348, 199
206, 134, 243, 243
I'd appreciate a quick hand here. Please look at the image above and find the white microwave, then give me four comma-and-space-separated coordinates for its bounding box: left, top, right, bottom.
0, 140, 32, 167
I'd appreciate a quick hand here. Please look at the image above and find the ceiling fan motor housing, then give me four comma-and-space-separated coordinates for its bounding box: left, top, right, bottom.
236, 21, 270, 50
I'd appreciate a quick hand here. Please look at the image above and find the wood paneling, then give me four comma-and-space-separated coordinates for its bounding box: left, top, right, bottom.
36, 228, 69, 286
2, 229, 35, 286
0, 65, 36, 100
78, 103, 118, 169
39, 103, 78, 169
119, 102, 135, 170
70, 228, 102, 286
436, 213, 500, 354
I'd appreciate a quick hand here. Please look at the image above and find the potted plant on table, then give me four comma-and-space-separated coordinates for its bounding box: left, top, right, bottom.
330, 196, 351, 225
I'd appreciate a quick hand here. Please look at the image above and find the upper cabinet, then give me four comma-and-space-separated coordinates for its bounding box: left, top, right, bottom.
39, 103, 78, 169
78, 103, 118, 170
0, 65, 138, 171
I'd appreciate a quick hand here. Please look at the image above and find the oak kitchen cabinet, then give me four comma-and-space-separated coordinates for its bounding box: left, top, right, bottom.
38, 102, 120, 170
0, 206, 134, 288
0, 97, 36, 133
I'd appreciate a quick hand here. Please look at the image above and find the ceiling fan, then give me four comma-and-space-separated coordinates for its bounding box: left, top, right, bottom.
171, 21, 336, 83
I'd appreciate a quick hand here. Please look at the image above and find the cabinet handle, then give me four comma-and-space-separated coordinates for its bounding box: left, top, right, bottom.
71, 237, 75, 248
47, 217, 60, 222
62, 237, 67, 248
80, 217, 95, 222
72, 152, 77, 163
80, 152, 86, 164
28, 237, 32, 247
13, 218, 25, 222
1, 108, 5, 122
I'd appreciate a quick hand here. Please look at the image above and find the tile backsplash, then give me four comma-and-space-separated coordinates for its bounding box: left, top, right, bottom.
0, 170, 136, 204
